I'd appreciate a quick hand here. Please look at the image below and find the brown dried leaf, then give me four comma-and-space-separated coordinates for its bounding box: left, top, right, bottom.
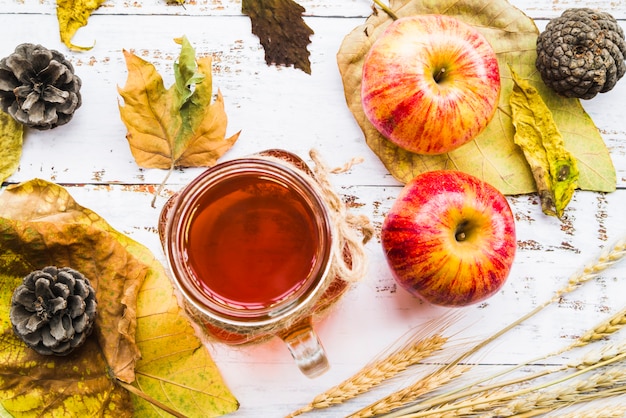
0, 225, 137, 416
242, 0, 314, 74
0, 179, 239, 417
0, 179, 144, 384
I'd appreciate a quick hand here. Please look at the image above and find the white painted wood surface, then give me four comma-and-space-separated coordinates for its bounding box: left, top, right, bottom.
2, 0, 626, 416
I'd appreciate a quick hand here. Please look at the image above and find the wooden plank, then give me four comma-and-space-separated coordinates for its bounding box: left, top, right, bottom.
0, 0, 625, 19
2, 1, 626, 414
1, 14, 625, 189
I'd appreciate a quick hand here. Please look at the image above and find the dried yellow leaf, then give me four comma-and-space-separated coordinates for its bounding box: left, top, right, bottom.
118, 37, 239, 170
56, 0, 104, 51
509, 68, 579, 218
0, 111, 23, 184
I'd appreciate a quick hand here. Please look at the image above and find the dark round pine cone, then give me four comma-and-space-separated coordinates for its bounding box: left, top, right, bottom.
536, 8, 626, 99
10, 266, 97, 356
0, 43, 82, 129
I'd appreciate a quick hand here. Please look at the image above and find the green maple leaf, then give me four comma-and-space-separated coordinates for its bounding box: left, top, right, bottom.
242, 0, 314, 74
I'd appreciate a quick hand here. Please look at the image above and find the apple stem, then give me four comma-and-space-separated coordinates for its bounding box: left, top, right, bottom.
372, 0, 398, 20
434, 67, 446, 83
455, 220, 469, 242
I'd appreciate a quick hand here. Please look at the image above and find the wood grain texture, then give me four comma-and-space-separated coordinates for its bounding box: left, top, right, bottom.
1, 0, 626, 416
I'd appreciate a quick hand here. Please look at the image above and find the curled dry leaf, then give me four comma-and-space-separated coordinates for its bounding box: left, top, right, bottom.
336, 0, 616, 195
510, 68, 579, 218
0, 179, 239, 417
0, 180, 143, 385
56, 0, 105, 51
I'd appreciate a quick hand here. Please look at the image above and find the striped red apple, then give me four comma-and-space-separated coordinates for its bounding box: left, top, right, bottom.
361, 14, 501, 155
381, 170, 516, 307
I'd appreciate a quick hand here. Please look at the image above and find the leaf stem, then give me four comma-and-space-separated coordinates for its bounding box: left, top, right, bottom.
117, 379, 187, 418
372, 0, 398, 20
152, 165, 175, 208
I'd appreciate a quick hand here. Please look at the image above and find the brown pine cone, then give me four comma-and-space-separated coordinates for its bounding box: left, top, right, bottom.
0, 43, 82, 129
536, 8, 626, 99
10, 266, 97, 356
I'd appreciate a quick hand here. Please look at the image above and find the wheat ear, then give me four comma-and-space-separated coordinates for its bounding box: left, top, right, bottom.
484, 367, 626, 417
378, 340, 626, 418
285, 315, 458, 417
285, 334, 446, 417
390, 306, 626, 414
402, 348, 626, 417
572, 306, 626, 348
349, 364, 471, 418
384, 237, 626, 418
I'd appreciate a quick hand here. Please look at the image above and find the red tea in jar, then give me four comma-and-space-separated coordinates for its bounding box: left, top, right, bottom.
185, 174, 320, 309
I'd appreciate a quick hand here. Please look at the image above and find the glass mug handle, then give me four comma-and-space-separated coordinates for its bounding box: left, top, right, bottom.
278, 316, 329, 378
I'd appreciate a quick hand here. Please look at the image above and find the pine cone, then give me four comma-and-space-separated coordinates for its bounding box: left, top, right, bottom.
536, 8, 626, 99
10, 266, 97, 356
0, 43, 82, 129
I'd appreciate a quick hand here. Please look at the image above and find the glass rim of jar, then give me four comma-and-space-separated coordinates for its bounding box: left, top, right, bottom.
163, 157, 335, 328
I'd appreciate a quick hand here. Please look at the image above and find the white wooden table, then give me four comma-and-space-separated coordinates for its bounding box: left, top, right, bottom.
2, 0, 626, 416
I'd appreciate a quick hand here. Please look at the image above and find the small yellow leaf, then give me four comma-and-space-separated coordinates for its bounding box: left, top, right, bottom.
56, 0, 104, 51
0, 111, 23, 184
509, 68, 579, 218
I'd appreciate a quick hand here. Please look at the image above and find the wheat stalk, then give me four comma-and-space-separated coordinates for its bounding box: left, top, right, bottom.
286, 334, 447, 417
400, 349, 626, 417
285, 315, 459, 417
401, 313, 626, 414
482, 367, 626, 417
350, 364, 471, 418
443, 339, 626, 415
570, 341, 626, 370
383, 238, 626, 418
542, 405, 626, 418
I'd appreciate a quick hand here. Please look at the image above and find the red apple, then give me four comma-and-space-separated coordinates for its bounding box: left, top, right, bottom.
381, 170, 516, 306
361, 14, 501, 155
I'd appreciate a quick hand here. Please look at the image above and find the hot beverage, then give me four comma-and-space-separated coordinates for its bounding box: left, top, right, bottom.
185, 174, 321, 310
159, 152, 337, 377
